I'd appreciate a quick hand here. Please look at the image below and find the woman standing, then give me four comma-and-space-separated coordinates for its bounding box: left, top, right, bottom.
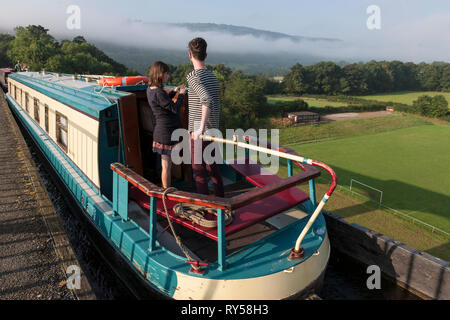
146, 61, 186, 188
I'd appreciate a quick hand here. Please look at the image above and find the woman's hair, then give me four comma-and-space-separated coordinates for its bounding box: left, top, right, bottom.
148, 61, 170, 88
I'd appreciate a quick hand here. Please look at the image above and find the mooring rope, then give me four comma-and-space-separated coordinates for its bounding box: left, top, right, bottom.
173, 203, 233, 228
161, 187, 201, 270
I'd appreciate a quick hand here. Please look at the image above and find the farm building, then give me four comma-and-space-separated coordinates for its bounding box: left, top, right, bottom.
287, 111, 320, 124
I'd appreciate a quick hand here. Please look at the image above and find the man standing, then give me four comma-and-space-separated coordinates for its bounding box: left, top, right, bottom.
14, 60, 22, 72
186, 37, 224, 197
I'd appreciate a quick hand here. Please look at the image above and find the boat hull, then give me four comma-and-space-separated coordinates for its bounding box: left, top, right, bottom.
6, 92, 330, 300
172, 233, 330, 300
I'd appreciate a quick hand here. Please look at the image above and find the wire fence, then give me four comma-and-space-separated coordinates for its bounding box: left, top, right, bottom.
316, 176, 450, 238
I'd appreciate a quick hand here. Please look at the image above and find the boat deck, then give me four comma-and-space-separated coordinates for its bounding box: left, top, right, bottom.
128, 179, 309, 262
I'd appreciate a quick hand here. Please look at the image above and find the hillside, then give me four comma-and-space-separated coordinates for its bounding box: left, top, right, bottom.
0, 26, 138, 76
92, 22, 343, 76
169, 23, 340, 43
2, 22, 344, 76
94, 41, 323, 76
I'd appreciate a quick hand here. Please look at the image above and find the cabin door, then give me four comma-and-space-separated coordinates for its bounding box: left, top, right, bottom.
118, 95, 143, 175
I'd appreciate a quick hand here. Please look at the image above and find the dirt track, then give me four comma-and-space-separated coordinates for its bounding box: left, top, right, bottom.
322, 111, 394, 122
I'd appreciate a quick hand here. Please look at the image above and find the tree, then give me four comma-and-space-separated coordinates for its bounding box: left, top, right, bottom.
430, 95, 449, 117
7, 25, 59, 71
222, 74, 267, 129
418, 62, 443, 91
210, 64, 232, 97
413, 95, 433, 116
341, 63, 368, 95
72, 36, 87, 44
282, 63, 308, 95
0, 34, 15, 67
6, 26, 135, 75
58, 38, 131, 75
440, 64, 450, 92
413, 95, 448, 118
167, 62, 193, 86
361, 61, 392, 93
306, 62, 342, 95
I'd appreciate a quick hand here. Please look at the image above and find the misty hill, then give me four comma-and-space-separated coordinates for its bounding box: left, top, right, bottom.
92, 22, 342, 76
95, 41, 325, 76
2, 23, 343, 76
167, 23, 341, 43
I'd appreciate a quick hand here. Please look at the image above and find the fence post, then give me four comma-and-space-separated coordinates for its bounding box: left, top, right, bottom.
149, 196, 157, 252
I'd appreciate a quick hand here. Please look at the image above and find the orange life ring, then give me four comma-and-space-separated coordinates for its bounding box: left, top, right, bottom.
99, 76, 148, 87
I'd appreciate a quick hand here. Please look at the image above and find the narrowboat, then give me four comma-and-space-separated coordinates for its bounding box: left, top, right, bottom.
5, 71, 337, 300
0, 68, 15, 92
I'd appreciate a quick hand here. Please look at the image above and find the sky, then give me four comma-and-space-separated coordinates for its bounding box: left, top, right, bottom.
1, 0, 449, 62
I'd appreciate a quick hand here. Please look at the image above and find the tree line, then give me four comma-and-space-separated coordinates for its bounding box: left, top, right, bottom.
0, 25, 138, 76
283, 61, 450, 95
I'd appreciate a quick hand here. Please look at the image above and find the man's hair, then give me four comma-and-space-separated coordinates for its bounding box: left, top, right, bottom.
189, 38, 207, 61
148, 61, 170, 88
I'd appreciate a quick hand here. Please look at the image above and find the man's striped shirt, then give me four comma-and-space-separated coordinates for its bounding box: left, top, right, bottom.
186, 68, 221, 132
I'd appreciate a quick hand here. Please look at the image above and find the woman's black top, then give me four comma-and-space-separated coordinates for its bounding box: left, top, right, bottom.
146, 87, 184, 145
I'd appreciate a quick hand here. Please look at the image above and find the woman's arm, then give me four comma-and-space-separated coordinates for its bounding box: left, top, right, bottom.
157, 89, 184, 114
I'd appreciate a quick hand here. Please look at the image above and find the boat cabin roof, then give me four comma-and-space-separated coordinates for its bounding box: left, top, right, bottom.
8, 71, 138, 119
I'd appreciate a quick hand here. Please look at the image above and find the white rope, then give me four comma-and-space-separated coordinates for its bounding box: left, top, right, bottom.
161, 187, 202, 270
173, 203, 233, 228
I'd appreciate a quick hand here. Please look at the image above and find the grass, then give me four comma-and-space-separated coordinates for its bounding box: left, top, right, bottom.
260, 160, 450, 261
357, 91, 450, 106
278, 113, 430, 145
287, 122, 450, 234
303, 180, 450, 261
269, 113, 449, 260
266, 95, 348, 108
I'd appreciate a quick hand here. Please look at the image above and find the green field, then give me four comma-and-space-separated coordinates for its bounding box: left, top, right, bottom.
266, 95, 348, 108
286, 122, 450, 234
279, 113, 430, 145
358, 91, 450, 106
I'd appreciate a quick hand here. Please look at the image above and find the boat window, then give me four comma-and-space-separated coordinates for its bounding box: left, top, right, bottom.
19, 89, 22, 106
44, 105, 49, 133
106, 119, 119, 147
25, 93, 29, 113
34, 98, 40, 123
14, 85, 17, 100
56, 112, 68, 152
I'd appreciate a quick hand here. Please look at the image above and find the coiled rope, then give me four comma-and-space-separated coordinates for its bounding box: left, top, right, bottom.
173, 203, 233, 228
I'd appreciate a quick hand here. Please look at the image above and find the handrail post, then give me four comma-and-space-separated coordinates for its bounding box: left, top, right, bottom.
287, 159, 293, 177
148, 196, 157, 252
112, 171, 129, 221
217, 209, 226, 271
308, 179, 317, 213
244, 138, 250, 164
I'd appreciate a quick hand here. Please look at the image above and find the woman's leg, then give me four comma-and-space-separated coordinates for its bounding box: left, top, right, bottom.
161, 154, 172, 189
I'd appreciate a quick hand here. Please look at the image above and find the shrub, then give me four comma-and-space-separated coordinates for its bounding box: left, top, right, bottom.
412, 95, 449, 118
